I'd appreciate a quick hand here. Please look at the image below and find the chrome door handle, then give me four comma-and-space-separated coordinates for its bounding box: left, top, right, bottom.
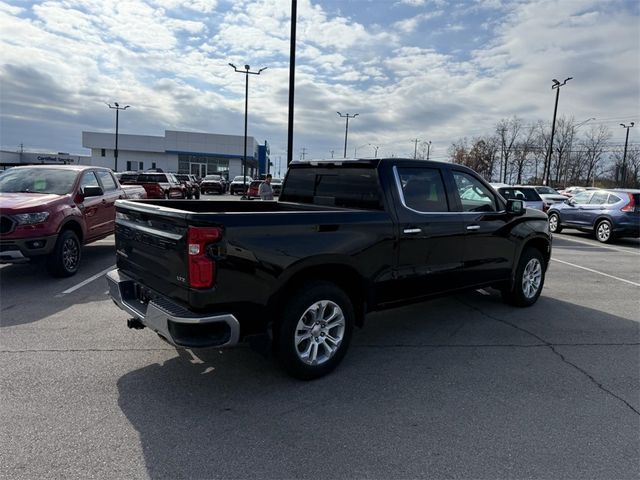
466, 225, 480, 231
403, 228, 422, 234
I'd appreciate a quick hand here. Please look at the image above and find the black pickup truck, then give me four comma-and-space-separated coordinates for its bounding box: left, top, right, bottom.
107, 159, 551, 379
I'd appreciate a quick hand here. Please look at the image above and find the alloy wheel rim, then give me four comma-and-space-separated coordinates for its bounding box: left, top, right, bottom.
294, 300, 345, 366
62, 238, 79, 271
549, 215, 558, 232
522, 258, 542, 299
597, 223, 610, 241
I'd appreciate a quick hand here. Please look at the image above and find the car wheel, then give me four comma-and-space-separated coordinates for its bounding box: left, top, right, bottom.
501, 247, 546, 307
595, 219, 613, 243
47, 230, 81, 277
195, 191, 200, 199
548, 213, 562, 233
164, 191, 170, 199
274, 281, 354, 380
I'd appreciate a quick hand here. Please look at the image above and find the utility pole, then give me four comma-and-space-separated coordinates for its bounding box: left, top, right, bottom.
287, 0, 297, 167
330, 149, 335, 159
107, 102, 130, 172
411, 139, 419, 159
337, 112, 358, 158
543, 77, 572, 185
620, 122, 635, 187
228, 63, 267, 198
300, 147, 307, 160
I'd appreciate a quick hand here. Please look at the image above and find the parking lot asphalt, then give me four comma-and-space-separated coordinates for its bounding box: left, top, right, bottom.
1, 198, 639, 479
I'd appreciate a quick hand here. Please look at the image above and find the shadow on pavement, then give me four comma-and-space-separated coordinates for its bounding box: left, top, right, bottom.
117, 293, 639, 479
0, 243, 116, 328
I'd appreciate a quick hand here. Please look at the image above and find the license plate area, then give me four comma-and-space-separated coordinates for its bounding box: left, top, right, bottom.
120, 281, 153, 316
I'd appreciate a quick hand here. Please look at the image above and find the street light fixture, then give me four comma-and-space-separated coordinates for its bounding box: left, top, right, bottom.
369, 144, 380, 158
426, 140, 432, 161
229, 63, 267, 198
620, 122, 635, 187
337, 112, 359, 158
543, 76, 572, 185
107, 102, 130, 172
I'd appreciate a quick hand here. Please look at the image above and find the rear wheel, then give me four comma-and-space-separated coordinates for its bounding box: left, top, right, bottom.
502, 247, 545, 307
194, 191, 200, 199
548, 212, 562, 233
47, 230, 81, 277
595, 219, 613, 243
274, 281, 354, 380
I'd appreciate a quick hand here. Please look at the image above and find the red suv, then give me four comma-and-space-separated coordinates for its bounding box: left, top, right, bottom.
123, 172, 186, 199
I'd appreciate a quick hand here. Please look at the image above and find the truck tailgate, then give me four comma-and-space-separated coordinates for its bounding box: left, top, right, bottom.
115, 200, 195, 305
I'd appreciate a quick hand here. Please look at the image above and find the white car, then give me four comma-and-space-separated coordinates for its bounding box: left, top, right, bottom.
229, 175, 253, 195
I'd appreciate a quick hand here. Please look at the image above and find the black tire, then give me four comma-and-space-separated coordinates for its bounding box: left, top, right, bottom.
501, 247, 546, 307
548, 212, 562, 233
46, 230, 81, 277
274, 281, 355, 380
595, 219, 613, 243
194, 191, 200, 199
164, 191, 170, 199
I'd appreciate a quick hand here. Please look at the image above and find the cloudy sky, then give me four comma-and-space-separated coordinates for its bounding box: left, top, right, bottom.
0, 0, 638, 163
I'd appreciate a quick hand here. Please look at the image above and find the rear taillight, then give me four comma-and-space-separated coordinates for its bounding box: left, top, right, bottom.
621, 193, 636, 212
187, 226, 222, 288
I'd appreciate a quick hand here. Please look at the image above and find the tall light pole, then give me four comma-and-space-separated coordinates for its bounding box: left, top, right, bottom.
337, 112, 358, 158
620, 122, 635, 187
287, 0, 297, 167
426, 140, 432, 160
411, 138, 419, 159
369, 144, 380, 158
107, 102, 130, 171
229, 63, 267, 198
544, 77, 572, 185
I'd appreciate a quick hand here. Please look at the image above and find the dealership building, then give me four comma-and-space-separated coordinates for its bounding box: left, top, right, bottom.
82, 130, 271, 179
0, 150, 90, 168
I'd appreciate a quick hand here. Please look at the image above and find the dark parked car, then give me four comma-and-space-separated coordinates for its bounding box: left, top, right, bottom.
175, 174, 200, 199
547, 189, 640, 243
107, 158, 551, 379
200, 174, 226, 195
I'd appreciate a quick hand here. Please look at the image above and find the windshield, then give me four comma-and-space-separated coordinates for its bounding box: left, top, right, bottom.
205, 175, 221, 180
0, 168, 78, 194
536, 186, 559, 194
233, 176, 251, 181
499, 187, 542, 202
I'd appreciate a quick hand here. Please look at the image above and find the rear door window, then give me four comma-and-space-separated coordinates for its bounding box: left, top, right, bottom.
96, 171, 117, 191
452, 171, 497, 212
396, 167, 449, 212
607, 194, 621, 204
589, 192, 608, 205
281, 167, 383, 210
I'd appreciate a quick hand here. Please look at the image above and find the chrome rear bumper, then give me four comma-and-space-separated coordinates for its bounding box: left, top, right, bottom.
106, 269, 240, 348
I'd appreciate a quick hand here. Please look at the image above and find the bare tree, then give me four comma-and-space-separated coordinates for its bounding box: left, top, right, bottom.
549, 116, 575, 186
511, 124, 537, 184
496, 116, 523, 183
577, 125, 611, 186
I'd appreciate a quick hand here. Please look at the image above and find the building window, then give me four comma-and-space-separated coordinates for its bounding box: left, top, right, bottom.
126, 161, 132, 171
101, 149, 106, 157
139, 162, 144, 170
151, 162, 156, 169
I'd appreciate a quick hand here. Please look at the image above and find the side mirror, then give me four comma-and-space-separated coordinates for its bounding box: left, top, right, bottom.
82, 185, 104, 197
506, 199, 525, 215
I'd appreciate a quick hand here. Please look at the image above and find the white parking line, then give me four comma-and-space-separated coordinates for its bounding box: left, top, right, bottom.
555, 235, 640, 256
552, 258, 640, 287
56, 265, 115, 297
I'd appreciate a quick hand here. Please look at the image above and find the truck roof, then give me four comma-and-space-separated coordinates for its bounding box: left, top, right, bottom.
290, 157, 450, 167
